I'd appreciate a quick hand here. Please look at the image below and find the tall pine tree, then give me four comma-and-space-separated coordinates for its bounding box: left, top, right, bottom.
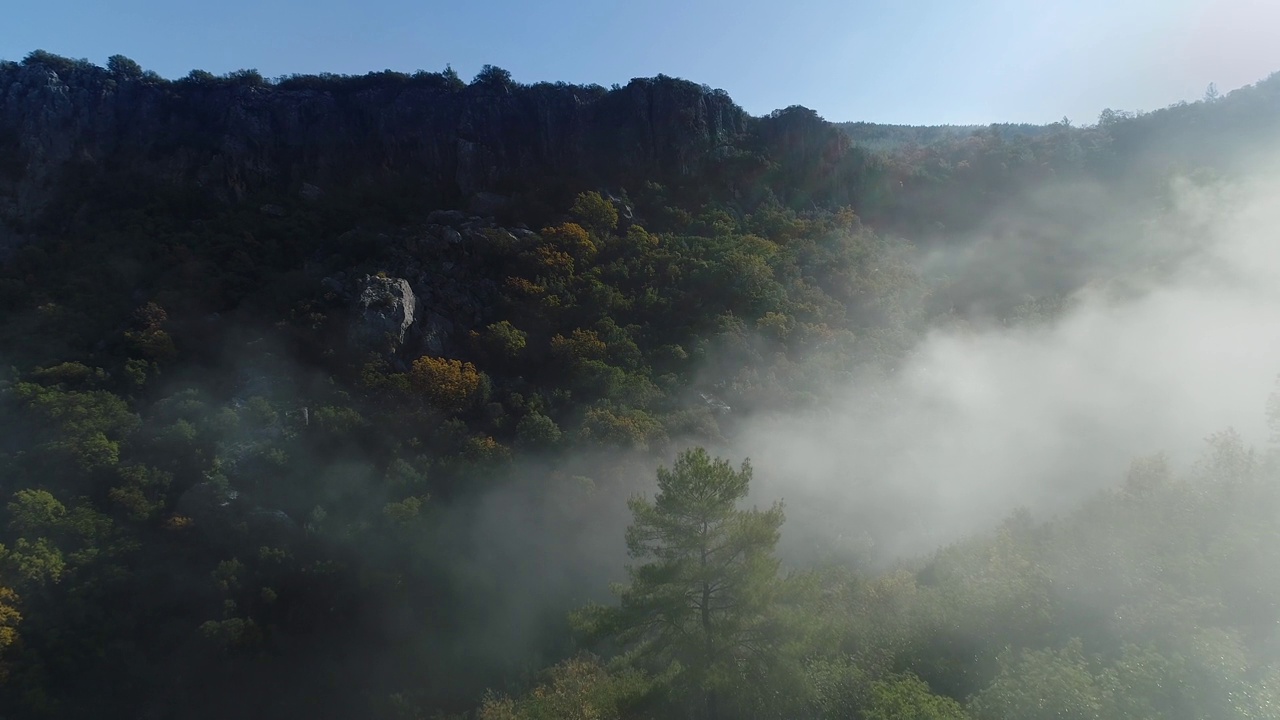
576, 447, 786, 719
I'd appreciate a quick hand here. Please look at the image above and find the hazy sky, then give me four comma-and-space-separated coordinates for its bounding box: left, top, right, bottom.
4, 0, 1278, 125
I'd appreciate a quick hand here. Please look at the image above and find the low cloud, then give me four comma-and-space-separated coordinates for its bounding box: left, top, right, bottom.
740, 159, 1280, 562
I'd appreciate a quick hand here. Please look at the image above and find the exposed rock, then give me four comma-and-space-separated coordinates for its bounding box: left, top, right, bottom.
259, 203, 286, 217
699, 392, 732, 415
350, 274, 418, 355
603, 190, 634, 219
419, 311, 453, 355
426, 209, 468, 227
0, 58, 757, 225
299, 182, 324, 200
467, 191, 509, 216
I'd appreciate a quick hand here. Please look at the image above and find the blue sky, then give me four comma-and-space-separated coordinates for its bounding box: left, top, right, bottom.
3, 0, 1278, 125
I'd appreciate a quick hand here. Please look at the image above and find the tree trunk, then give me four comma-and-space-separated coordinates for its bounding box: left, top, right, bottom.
701, 519, 717, 720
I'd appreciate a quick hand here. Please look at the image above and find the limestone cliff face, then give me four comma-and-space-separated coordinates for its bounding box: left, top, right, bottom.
0, 58, 753, 232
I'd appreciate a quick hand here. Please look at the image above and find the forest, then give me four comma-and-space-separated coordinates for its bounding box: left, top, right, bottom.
1, 50, 1280, 718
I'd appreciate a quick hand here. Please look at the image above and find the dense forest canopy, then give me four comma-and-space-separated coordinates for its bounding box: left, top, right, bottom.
1, 50, 1280, 718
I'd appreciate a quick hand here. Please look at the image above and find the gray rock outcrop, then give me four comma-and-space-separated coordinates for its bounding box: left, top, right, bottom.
350, 275, 418, 355
0, 57, 752, 228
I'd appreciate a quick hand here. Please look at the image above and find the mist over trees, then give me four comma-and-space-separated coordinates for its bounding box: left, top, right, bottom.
572, 449, 789, 720
0, 50, 1279, 718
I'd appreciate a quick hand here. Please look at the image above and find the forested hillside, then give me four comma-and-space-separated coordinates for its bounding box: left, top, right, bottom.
1, 50, 1280, 719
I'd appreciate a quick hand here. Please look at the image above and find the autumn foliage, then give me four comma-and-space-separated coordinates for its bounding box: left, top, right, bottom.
410, 355, 488, 411
540, 222, 597, 262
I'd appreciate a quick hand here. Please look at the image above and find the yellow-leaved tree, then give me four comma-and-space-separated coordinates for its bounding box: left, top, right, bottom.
541, 222, 597, 263
0, 585, 21, 679
409, 356, 488, 412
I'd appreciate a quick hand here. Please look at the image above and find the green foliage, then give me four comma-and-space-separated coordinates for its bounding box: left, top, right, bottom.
0, 57, 1278, 718
570, 191, 620, 238
515, 412, 562, 450
969, 640, 1110, 720
3, 537, 66, 587
476, 655, 654, 720
22, 50, 93, 75
442, 64, 465, 89
106, 54, 143, 79
575, 448, 787, 717
108, 464, 172, 521
474, 64, 515, 89
9, 381, 139, 472
226, 68, 267, 87
474, 320, 528, 362
383, 495, 426, 525
199, 615, 261, 649
7, 489, 68, 536
462, 434, 511, 463
182, 68, 218, 85
29, 362, 106, 388
124, 302, 177, 363
312, 405, 368, 438
863, 675, 969, 720
578, 406, 666, 450
551, 328, 607, 362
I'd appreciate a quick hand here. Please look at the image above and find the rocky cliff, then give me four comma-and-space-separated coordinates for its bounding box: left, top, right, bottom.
0, 55, 767, 227
0, 52, 892, 256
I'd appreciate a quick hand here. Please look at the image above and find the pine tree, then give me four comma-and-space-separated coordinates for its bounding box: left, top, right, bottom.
576, 447, 786, 719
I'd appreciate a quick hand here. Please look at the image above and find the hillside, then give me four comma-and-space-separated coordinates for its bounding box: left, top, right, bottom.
1, 50, 1280, 719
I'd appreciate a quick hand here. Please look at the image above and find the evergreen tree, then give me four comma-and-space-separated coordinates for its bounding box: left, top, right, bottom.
576, 447, 786, 719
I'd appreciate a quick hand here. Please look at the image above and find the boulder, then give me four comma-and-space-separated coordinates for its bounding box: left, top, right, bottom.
419, 311, 454, 355
350, 274, 418, 355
